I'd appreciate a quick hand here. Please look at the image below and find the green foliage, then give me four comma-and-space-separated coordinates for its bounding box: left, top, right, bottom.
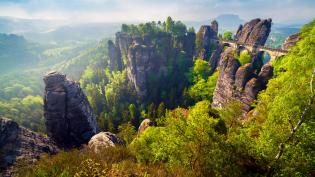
118, 123, 137, 145
188, 71, 218, 102
191, 59, 211, 81
121, 17, 187, 36
238, 50, 252, 65
16, 147, 185, 177
132, 101, 243, 176
223, 31, 233, 40
0, 95, 44, 132
241, 19, 315, 176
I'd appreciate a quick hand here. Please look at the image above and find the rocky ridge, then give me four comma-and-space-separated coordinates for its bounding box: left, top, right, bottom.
0, 118, 58, 177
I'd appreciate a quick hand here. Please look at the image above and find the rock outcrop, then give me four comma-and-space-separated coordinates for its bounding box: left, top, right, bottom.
43, 71, 97, 148
0, 118, 58, 177
197, 20, 219, 59
209, 44, 223, 75
235, 18, 272, 46
212, 48, 273, 113
137, 119, 156, 136
114, 31, 195, 99
108, 40, 123, 71
282, 33, 300, 50
175, 32, 196, 58
88, 132, 124, 153
126, 43, 156, 98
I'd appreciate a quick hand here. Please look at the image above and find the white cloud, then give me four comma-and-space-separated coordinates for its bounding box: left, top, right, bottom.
0, 0, 314, 23
0, 6, 31, 19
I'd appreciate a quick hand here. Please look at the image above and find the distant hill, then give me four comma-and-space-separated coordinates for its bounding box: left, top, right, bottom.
0, 33, 41, 73
24, 23, 120, 45
0, 16, 120, 45
266, 27, 300, 48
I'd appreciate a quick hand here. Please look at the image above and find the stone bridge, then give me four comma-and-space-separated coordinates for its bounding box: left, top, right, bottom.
222, 40, 288, 60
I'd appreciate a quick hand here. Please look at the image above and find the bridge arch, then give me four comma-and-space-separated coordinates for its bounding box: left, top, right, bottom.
257, 51, 271, 64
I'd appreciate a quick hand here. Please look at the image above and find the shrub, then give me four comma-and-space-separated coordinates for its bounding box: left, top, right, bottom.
238, 50, 252, 65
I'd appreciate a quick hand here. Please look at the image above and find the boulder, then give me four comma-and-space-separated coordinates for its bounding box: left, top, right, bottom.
282, 33, 300, 50
235, 18, 272, 46
0, 118, 58, 177
43, 71, 97, 148
137, 119, 156, 136
88, 132, 124, 153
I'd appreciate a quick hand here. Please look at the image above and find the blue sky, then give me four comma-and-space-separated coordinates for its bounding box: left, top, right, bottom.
0, 0, 314, 23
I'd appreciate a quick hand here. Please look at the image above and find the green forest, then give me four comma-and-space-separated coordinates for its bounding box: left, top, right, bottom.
0, 16, 310, 177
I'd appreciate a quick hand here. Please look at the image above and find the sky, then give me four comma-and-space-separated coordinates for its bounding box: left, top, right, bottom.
0, 0, 314, 23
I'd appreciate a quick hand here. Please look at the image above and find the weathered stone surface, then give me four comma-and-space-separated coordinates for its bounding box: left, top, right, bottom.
127, 44, 155, 98
212, 48, 273, 113
115, 32, 133, 56
211, 20, 219, 36
235, 18, 272, 46
197, 21, 219, 59
137, 119, 156, 136
282, 33, 300, 50
108, 40, 123, 71
88, 132, 124, 153
209, 44, 223, 75
114, 30, 195, 100
0, 118, 58, 177
43, 71, 97, 148
176, 32, 196, 58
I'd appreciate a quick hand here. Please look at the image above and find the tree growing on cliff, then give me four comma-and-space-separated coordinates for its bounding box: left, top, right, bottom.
223, 31, 233, 40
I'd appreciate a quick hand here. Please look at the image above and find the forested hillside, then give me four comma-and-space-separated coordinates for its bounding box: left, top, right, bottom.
0, 38, 109, 132
6, 18, 313, 177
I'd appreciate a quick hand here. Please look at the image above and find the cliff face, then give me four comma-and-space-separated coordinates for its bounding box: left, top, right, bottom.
0, 118, 58, 177
212, 48, 273, 112
235, 18, 272, 46
43, 71, 97, 148
197, 20, 219, 60
113, 31, 195, 99
108, 40, 123, 71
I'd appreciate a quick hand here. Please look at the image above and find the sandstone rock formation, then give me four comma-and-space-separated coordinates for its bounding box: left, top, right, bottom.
212, 48, 273, 112
197, 20, 219, 60
88, 132, 124, 153
114, 31, 195, 99
43, 71, 97, 148
137, 119, 156, 136
282, 33, 300, 50
175, 32, 196, 58
127, 43, 156, 98
235, 18, 272, 46
209, 44, 223, 75
0, 118, 58, 177
108, 40, 123, 71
